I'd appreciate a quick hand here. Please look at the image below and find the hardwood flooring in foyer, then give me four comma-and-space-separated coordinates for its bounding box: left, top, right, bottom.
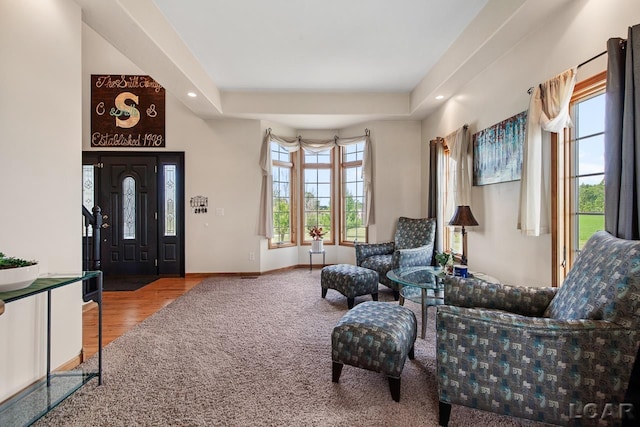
82, 276, 203, 360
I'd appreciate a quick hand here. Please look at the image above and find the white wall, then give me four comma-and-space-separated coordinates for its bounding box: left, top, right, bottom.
421, 0, 640, 286
180, 117, 264, 273
0, 0, 83, 401
366, 121, 424, 240
341, 120, 424, 264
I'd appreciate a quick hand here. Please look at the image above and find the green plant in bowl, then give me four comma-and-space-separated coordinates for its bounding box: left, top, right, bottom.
0, 252, 37, 269
0, 252, 39, 292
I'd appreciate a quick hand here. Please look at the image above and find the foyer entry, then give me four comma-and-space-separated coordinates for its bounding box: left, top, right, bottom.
82, 152, 185, 280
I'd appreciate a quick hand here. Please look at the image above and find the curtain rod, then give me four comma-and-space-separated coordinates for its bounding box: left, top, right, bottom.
431, 124, 469, 144
527, 50, 608, 94
577, 49, 606, 68
268, 128, 370, 139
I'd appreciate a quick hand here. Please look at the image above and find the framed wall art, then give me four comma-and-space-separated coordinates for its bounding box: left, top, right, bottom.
91, 75, 165, 148
473, 110, 526, 186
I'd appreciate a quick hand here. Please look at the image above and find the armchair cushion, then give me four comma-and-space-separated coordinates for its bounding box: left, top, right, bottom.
544, 230, 640, 328
359, 255, 394, 290
394, 216, 436, 251
392, 246, 434, 268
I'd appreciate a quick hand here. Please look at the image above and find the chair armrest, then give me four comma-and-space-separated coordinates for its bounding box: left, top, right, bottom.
443, 276, 557, 317
392, 246, 432, 268
438, 305, 625, 333
354, 242, 394, 266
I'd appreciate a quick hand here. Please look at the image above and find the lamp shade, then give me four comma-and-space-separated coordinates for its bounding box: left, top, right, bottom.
448, 205, 479, 227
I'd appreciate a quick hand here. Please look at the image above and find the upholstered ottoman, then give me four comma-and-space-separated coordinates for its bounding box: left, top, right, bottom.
321, 264, 379, 309
331, 301, 417, 402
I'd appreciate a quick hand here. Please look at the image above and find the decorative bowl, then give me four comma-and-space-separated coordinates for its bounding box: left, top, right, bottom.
0, 264, 39, 292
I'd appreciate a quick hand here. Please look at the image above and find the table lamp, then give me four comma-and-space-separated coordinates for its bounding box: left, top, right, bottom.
448, 205, 479, 265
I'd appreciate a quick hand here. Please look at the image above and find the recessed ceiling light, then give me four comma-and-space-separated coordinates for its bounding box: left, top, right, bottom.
187, 92, 197, 98
435, 95, 444, 100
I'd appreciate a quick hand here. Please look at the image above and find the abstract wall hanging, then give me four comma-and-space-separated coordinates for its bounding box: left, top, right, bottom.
473, 110, 526, 186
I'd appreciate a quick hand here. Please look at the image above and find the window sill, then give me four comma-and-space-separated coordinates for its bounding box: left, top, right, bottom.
268, 242, 296, 250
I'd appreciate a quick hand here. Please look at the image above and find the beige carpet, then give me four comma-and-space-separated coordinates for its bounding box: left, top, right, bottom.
37, 269, 550, 426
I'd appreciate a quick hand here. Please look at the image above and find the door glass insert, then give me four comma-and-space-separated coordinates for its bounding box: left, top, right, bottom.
123, 176, 136, 240
164, 164, 176, 236
83, 165, 95, 237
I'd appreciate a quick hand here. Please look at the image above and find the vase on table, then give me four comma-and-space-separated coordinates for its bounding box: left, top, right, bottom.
311, 239, 324, 252
446, 257, 455, 275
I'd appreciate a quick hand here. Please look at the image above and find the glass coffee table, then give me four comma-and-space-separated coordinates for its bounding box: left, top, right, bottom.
387, 266, 444, 339
387, 266, 498, 339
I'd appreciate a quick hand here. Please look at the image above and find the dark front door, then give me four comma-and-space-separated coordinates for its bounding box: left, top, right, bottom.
82, 151, 185, 284
100, 155, 158, 276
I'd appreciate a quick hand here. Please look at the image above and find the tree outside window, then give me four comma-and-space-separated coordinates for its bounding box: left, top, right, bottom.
302, 150, 333, 243
270, 142, 295, 247
341, 143, 367, 243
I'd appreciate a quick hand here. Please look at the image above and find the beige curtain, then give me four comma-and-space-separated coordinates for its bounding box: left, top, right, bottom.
434, 124, 471, 253
257, 133, 299, 238
435, 140, 447, 253
258, 132, 373, 239
447, 125, 472, 208
518, 67, 577, 236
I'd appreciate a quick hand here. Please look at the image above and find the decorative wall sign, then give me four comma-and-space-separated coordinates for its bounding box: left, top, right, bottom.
91, 75, 165, 147
473, 110, 527, 186
190, 195, 208, 214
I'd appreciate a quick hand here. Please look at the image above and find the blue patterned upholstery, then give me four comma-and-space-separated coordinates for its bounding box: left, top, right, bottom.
545, 231, 640, 328
355, 217, 436, 295
445, 277, 558, 317
332, 301, 417, 401
436, 231, 640, 426
321, 264, 379, 309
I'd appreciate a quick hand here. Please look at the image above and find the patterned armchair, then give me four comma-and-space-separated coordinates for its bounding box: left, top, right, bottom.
355, 217, 436, 300
436, 231, 640, 426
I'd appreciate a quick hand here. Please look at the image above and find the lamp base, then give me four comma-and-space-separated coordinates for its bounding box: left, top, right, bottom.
461, 226, 468, 266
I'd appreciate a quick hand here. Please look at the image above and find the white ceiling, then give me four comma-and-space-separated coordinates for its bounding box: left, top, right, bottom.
75, 0, 571, 129
151, 0, 488, 92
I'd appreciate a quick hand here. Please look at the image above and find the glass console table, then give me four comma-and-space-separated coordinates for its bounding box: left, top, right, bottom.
0, 271, 103, 427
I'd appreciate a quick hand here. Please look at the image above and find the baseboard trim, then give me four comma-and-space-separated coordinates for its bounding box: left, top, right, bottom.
0, 352, 84, 405
295, 264, 331, 270
82, 301, 98, 312
188, 272, 262, 277
186, 264, 335, 278
56, 353, 83, 371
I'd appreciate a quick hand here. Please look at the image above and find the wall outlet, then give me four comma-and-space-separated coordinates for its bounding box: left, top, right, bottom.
249, 251, 255, 261
215, 208, 225, 216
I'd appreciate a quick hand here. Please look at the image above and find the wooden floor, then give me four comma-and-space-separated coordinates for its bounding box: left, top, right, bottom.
82, 276, 203, 360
